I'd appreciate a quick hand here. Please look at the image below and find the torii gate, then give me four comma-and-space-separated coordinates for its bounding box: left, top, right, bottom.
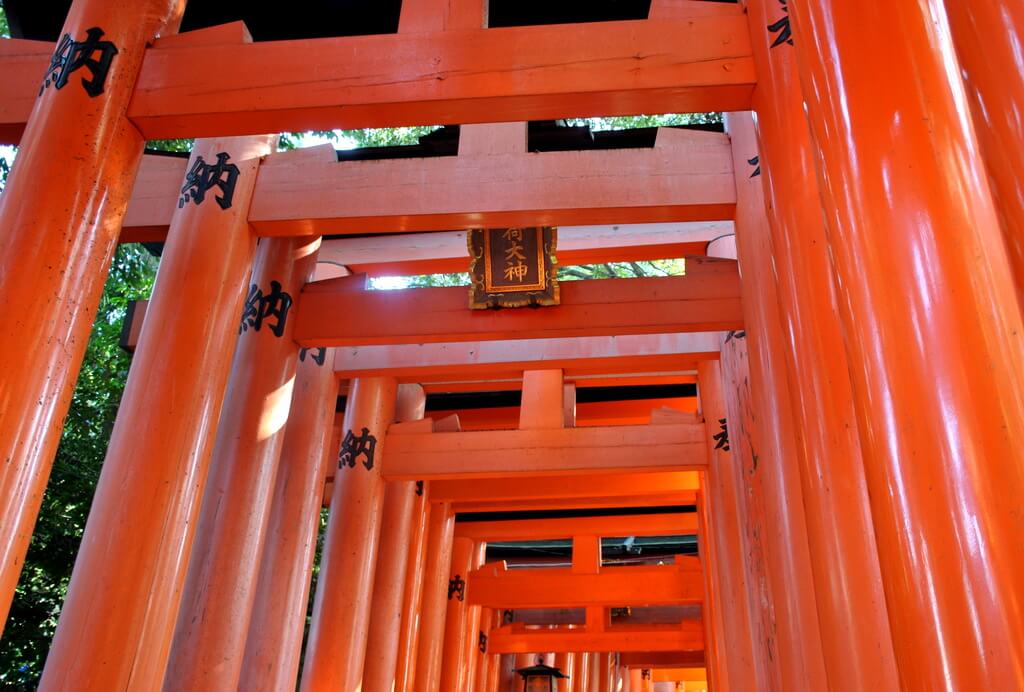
0, 0, 1022, 690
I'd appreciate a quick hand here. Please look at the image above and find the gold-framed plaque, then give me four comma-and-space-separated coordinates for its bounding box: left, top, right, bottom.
468, 227, 559, 309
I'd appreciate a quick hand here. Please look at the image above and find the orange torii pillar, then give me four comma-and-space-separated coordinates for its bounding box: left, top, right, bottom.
587, 652, 601, 692
461, 545, 488, 691
413, 502, 457, 691
239, 343, 340, 689
693, 488, 722, 692
555, 652, 577, 691
497, 652, 517, 691
630, 668, 650, 692
0, 0, 182, 631
164, 236, 321, 688
789, 0, 1024, 686
575, 653, 592, 691
363, 384, 427, 691
439, 536, 478, 690
737, 2, 900, 684
40, 135, 274, 690
719, 115, 829, 690
943, 1, 1024, 299
394, 484, 432, 690
476, 607, 495, 688
695, 360, 759, 692
301, 377, 398, 690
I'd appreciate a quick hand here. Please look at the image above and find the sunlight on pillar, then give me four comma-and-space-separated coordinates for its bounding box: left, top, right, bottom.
259, 377, 296, 440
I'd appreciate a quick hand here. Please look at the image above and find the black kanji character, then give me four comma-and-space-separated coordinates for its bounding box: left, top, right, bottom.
41, 27, 118, 98
299, 347, 327, 366
179, 152, 240, 210
239, 281, 293, 337
339, 427, 378, 471
713, 418, 730, 452
748, 155, 762, 178
448, 575, 466, 601
768, 0, 793, 48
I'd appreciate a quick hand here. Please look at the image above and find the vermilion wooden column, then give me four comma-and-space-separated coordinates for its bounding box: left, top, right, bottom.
737, 3, 899, 684
439, 536, 477, 690
630, 668, 648, 692
165, 236, 321, 689
696, 361, 758, 691
595, 652, 612, 692
239, 342, 339, 691
576, 653, 591, 691
694, 487, 722, 692
461, 544, 488, 691
498, 653, 517, 692
587, 651, 601, 692
555, 652, 576, 692
944, 0, 1024, 299
394, 489, 432, 690
721, 113, 828, 690
789, 0, 1024, 686
476, 607, 493, 688
413, 502, 457, 692
40, 135, 274, 691
0, 0, 182, 632
300, 377, 398, 690
363, 384, 426, 691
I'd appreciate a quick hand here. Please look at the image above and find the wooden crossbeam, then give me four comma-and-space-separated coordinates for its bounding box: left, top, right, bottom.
1, 16, 752, 142
294, 259, 743, 347
468, 558, 703, 609
620, 651, 706, 668
486, 621, 705, 654
248, 129, 735, 236
381, 423, 706, 481
317, 222, 731, 277
117, 129, 735, 241
334, 333, 721, 382
449, 493, 700, 514
510, 606, 702, 625
454, 512, 699, 541
652, 668, 709, 683
431, 472, 702, 505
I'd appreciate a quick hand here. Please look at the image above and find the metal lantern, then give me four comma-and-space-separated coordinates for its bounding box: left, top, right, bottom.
514, 659, 569, 691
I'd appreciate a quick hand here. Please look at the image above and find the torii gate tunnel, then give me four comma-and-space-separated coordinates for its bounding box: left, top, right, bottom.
0, 0, 1022, 690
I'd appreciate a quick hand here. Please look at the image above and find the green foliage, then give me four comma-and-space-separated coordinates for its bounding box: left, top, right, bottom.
0, 245, 157, 689
146, 139, 193, 153
0, 5, 8, 38
563, 113, 721, 130
376, 258, 686, 290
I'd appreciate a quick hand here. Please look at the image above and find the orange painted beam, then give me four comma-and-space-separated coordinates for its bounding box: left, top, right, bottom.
429, 398, 697, 431
1, 18, 751, 143
382, 423, 706, 481
116, 130, 734, 241
248, 129, 734, 236
418, 376, 697, 395
321, 223, 729, 278
650, 668, 707, 683
0, 39, 55, 143
487, 622, 704, 654
454, 513, 698, 542
431, 472, 700, 505
468, 559, 702, 609
451, 494, 699, 515
136, 17, 750, 138
334, 333, 720, 382
295, 262, 742, 347
620, 652, 706, 669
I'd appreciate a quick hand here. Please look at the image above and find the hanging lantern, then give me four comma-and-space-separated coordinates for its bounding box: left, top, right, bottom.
514, 658, 569, 691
